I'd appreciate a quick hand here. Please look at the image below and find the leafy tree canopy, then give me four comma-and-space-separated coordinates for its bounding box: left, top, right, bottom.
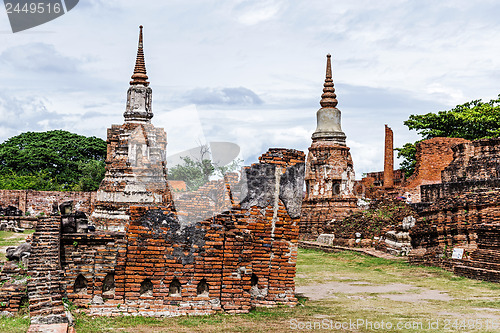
168, 156, 243, 191
0, 130, 107, 191
397, 95, 500, 177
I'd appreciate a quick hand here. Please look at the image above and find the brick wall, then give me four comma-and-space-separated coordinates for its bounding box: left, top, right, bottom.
26, 148, 306, 317
409, 138, 500, 283
403, 137, 470, 202
0, 262, 28, 314
0, 190, 95, 216
27, 217, 68, 324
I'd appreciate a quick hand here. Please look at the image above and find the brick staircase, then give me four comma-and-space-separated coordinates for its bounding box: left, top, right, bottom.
454, 224, 500, 283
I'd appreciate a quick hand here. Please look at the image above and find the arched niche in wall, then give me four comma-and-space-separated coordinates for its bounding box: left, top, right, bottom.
169, 278, 181, 297
250, 273, 267, 299
102, 272, 115, 296
251, 273, 258, 287
196, 278, 209, 297
74, 274, 88, 294
140, 278, 153, 296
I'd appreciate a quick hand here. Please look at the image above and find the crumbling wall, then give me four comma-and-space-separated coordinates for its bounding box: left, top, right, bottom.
61, 232, 127, 310
454, 223, 500, 282
0, 262, 29, 314
409, 138, 500, 282
27, 217, 68, 324
51, 148, 305, 316
0, 190, 95, 216
403, 137, 469, 202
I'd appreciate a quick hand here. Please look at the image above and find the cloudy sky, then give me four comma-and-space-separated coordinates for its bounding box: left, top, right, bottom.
1, 0, 499, 178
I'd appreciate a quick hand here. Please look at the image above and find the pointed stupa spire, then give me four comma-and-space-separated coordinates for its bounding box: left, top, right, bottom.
130, 25, 149, 86
124, 25, 153, 123
320, 54, 338, 108
312, 54, 346, 144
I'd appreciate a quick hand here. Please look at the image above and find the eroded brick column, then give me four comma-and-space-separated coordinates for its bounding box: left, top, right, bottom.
383, 125, 394, 188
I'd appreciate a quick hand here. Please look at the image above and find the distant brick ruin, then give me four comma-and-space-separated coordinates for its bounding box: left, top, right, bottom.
383, 125, 394, 188
409, 138, 500, 282
0, 26, 306, 327
300, 54, 357, 240
401, 137, 470, 202
361, 133, 470, 203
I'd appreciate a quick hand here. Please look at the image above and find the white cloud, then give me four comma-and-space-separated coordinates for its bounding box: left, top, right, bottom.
0, 1, 499, 179
233, 0, 284, 25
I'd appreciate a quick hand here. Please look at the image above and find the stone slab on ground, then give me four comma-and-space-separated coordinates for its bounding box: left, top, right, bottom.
299, 240, 404, 260
26, 323, 70, 333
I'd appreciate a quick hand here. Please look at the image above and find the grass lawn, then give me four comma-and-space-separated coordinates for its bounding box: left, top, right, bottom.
0, 248, 498, 332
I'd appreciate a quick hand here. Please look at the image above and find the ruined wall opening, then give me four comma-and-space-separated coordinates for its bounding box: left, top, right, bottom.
251, 273, 258, 287
196, 278, 209, 297
140, 278, 153, 297
74, 274, 88, 294
102, 273, 115, 296
168, 278, 181, 296
332, 181, 341, 196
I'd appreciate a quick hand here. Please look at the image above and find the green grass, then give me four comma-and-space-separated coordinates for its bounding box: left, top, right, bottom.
0, 230, 33, 247
0, 315, 30, 333
1, 248, 499, 332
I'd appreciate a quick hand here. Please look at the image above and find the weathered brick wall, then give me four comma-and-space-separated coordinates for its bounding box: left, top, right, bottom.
0, 190, 24, 210
0, 262, 29, 314
454, 223, 500, 282
409, 138, 500, 282
0, 190, 95, 216
172, 179, 232, 225
0, 216, 37, 229
409, 192, 487, 269
61, 232, 126, 309
441, 138, 500, 183
55, 148, 305, 316
27, 217, 68, 324
402, 137, 469, 202
300, 198, 357, 239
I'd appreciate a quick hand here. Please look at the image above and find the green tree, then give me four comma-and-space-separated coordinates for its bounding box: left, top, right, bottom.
72, 160, 106, 191
168, 156, 243, 191
0, 130, 107, 190
397, 95, 500, 177
168, 156, 214, 191
0, 171, 61, 191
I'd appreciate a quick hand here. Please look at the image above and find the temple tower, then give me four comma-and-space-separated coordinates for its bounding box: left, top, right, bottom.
90, 26, 172, 231
300, 54, 357, 239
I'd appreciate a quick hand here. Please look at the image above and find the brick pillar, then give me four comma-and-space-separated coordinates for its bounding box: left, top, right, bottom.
383, 125, 394, 188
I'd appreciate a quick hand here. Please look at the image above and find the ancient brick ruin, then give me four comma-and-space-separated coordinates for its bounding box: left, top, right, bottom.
300, 54, 357, 240
0, 190, 95, 217
0, 27, 306, 327
401, 137, 470, 202
90, 26, 172, 232
1, 25, 500, 333
383, 125, 394, 188
409, 138, 500, 282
